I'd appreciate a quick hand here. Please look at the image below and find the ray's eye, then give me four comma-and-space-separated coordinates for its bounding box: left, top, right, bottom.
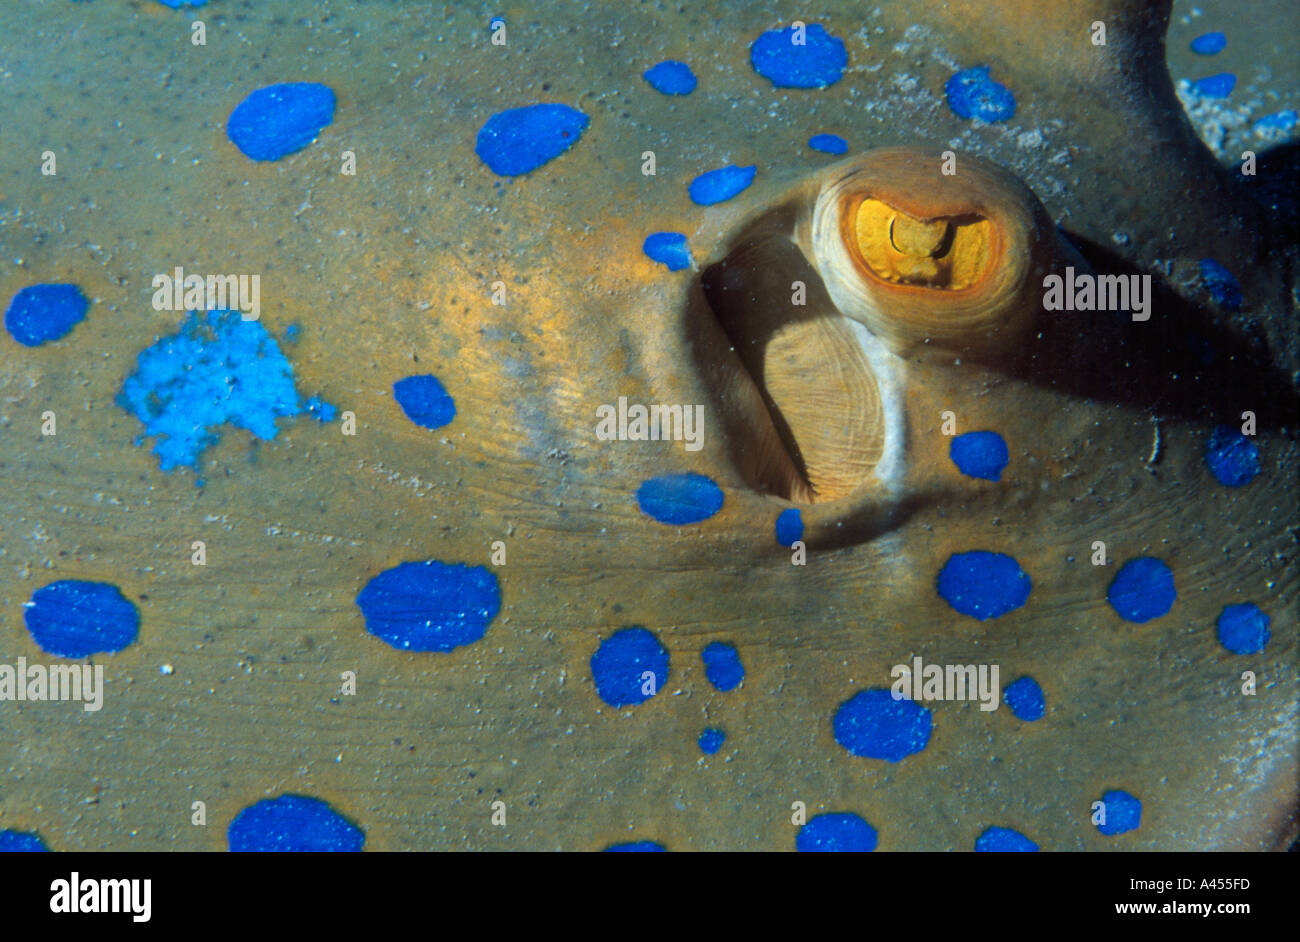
854, 199, 992, 291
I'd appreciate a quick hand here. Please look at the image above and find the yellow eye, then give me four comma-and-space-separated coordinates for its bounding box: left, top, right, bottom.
855, 200, 992, 291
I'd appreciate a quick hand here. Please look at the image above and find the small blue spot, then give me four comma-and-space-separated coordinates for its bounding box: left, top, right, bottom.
796, 813, 878, 852
4, 284, 88, 347
283, 323, 301, 342
1190, 32, 1226, 55
1204, 425, 1260, 486
698, 727, 726, 754
643, 232, 693, 271
1254, 109, 1298, 133
475, 104, 590, 176
591, 627, 669, 707
775, 508, 803, 547
643, 60, 697, 96
945, 67, 1016, 122
688, 165, 757, 206
393, 374, 456, 429
24, 580, 139, 658
937, 551, 1032, 620
489, 16, 505, 29
227, 83, 336, 161
157, 0, 208, 7
0, 830, 48, 852
1216, 603, 1271, 654
701, 641, 745, 692
949, 430, 1009, 481
1003, 676, 1045, 722
1107, 557, 1176, 623
227, 794, 364, 852
355, 561, 501, 652
808, 133, 848, 155
636, 473, 724, 525
1096, 790, 1142, 836
750, 24, 847, 89
833, 688, 932, 762
604, 841, 666, 852
975, 826, 1038, 852
1198, 258, 1243, 310
306, 395, 337, 423
1191, 73, 1236, 98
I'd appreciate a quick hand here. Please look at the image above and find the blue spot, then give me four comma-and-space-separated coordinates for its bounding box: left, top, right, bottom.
1107, 557, 1176, 623
949, 430, 1009, 481
1254, 109, 1298, 133
688, 165, 757, 206
636, 473, 724, 525
157, 1, 208, 7
944, 67, 1016, 122
118, 310, 328, 476
1198, 258, 1243, 310
227, 794, 364, 852
701, 641, 745, 691
698, 727, 726, 754
4, 284, 88, 347
591, 627, 669, 707
283, 323, 301, 342
796, 813, 878, 852
775, 508, 803, 547
0, 830, 48, 852
808, 133, 848, 155
975, 826, 1038, 852
1096, 790, 1142, 836
750, 24, 847, 89
936, 551, 1032, 620
1216, 603, 1271, 654
605, 841, 666, 852
355, 560, 501, 652
227, 83, 336, 161
24, 580, 139, 658
1204, 425, 1260, 486
643, 60, 697, 95
475, 104, 590, 176
306, 395, 336, 423
393, 374, 456, 429
1190, 32, 1226, 55
1191, 73, 1236, 98
1003, 676, 1045, 722
833, 688, 932, 762
489, 16, 504, 29
642, 232, 693, 271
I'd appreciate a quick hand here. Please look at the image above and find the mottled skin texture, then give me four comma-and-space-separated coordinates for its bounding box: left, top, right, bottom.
0, 0, 1294, 849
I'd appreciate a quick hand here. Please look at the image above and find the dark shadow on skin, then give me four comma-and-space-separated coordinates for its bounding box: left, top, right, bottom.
1236, 141, 1300, 244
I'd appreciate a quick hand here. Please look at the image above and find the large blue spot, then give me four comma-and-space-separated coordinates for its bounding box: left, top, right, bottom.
1096, 790, 1142, 836
636, 473, 724, 525
1204, 425, 1259, 486
796, 813, 878, 852
643, 232, 693, 271
4, 284, 88, 347
688, 165, 757, 206
936, 551, 1032, 620
944, 67, 1016, 122
975, 826, 1038, 852
604, 841, 666, 852
227, 794, 364, 852
356, 561, 500, 652
833, 688, 932, 762
0, 830, 48, 852
227, 83, 336, 161
1255, 110, 1298, 133
808, 133, 848, 155
775, 508, 803, 547
698, 727, 726, 754
475, 104, 589, 176
591, 627, 669, 707
1107, 557, 1176, 623
643, 60, 697, 95
750, 24, 847, 89
1191, 73, 1236, 98
701, 641, 745, 691
949, 430, 1009, 481
1216, 603, 1271, 654
1198, 258, 1242, 310
1190, 32, 1226, 55
24, 580, 139, 658
393, 374, 456, 429
1003, 676, 1045, 722
119, 310, 328, 478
